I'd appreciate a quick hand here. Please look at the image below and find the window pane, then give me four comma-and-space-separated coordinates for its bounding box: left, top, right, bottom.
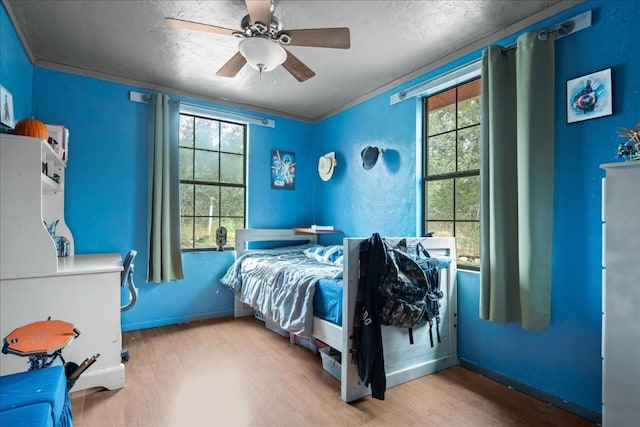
180, 216, 194, 248
427, 132, 456, 175
221, 217, 244, 248
195, 185, 219, 216
457, 126, 480, 172
426, 221, 453, 237
193, 217, 216, 249
179, 147, 193, 180
427, 88, 456, 135
455, 176, 480, 220
456, 222, 480, 267
427, 179, 453, 220
220, 153, 244, 184
221, 122, 244, 154
424, 77, 480, 269
180, 184, 194, 215
457, 79, 481, 128
180, 113, 245, 251
220, 187, 244, 217
195, 150, 219, 181
179, 115, 194, 148
195, 117, 220, 150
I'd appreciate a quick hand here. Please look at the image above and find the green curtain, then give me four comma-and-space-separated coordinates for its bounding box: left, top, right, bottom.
479, 31, 555, 330
147, 93, 184, 282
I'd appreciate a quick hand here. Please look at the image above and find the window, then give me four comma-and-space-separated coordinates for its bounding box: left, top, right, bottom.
179, 113, 246, 250
423, 78, 481, 268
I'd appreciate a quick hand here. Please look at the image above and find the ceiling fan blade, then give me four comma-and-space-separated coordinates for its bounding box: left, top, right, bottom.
216, 52, 247, 78
165, 18, 237, 37
282, 49, 316, 82
282, 28, 350, 49
245, 0, 271, 28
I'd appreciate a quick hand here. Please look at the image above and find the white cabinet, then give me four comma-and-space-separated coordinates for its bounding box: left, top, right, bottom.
1, 134, 74, 277
0, 134, 124, 392
0, 255, 125, 391
600, 161, 640, 426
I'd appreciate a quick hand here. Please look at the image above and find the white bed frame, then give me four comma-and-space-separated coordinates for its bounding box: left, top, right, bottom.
234, 228, 458, 402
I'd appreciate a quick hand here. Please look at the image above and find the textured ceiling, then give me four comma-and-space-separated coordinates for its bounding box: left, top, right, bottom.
6, 0, 577, 122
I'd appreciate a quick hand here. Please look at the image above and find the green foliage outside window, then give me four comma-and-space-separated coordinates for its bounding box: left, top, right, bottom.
424, 79, 481, 268
179, 114, 246, 250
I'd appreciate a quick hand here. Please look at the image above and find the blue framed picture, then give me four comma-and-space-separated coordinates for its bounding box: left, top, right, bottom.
271, 149, 295, 190
566, 67, 612, 124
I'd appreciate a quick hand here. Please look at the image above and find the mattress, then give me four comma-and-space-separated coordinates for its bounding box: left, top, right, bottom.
221, 244, 342, 336
312, 257, 451, 328
223, 241, 448, 332
313, 278, 343, 326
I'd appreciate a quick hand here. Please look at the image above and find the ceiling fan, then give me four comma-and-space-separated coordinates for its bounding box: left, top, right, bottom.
165, 0, 350, 82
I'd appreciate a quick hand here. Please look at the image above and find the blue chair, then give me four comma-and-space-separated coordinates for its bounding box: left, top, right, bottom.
121, 250, 137, 312
120, 250, 137, 362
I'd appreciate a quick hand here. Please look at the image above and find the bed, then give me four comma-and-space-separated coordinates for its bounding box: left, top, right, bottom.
224, 228, 458, 402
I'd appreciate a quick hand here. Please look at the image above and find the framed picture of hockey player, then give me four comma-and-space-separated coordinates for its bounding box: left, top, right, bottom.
271, 149, 295, 190
566, 67, 612, 123
0, 85, 15, 128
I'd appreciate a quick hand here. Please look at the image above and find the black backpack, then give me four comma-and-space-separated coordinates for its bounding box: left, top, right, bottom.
378, 239, 443, 346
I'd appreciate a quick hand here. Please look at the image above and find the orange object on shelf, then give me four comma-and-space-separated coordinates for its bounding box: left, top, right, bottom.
3, 319, 77, 357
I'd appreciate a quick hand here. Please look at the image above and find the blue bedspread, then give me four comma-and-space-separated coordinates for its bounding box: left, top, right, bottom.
314, 278, 343, 326
221, 246, 342, 336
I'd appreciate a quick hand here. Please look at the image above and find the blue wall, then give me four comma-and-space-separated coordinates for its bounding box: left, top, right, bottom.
463, 2, 638, 415
315, 0, 639, 416
28, 68, 316, 331
2, 0, 639, 418
0, 3, 32, 126
315, 95, 421, 239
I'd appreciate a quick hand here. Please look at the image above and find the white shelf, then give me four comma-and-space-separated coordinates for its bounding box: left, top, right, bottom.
599, 160, 640, 169
42, 173, 63, 194
57, 253, 123, 276
1, 134, 73, 279
293, 227, 342, 235
41, 136, 66, 167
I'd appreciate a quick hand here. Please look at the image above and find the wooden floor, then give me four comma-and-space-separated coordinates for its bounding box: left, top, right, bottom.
71, 317, 595, 426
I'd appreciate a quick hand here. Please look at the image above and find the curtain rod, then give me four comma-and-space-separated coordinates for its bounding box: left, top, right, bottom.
390, 61, 481, 105
501, 10, 591, 53
128, 91, 275, 128
391, 10, 592, 105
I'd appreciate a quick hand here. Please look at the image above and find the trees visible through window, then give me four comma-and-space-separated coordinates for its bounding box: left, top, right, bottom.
423, 78, 481, 268
179, 113, 246, 250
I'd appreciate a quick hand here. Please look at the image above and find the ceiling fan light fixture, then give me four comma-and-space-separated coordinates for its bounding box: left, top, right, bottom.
238, 37, 286, 73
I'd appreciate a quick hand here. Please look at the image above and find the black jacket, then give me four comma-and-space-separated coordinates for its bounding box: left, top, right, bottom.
353, 233, 386, 399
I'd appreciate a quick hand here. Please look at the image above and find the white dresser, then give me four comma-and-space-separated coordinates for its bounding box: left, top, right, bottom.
0, 134, 124, 392
600, 161, 640, 426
